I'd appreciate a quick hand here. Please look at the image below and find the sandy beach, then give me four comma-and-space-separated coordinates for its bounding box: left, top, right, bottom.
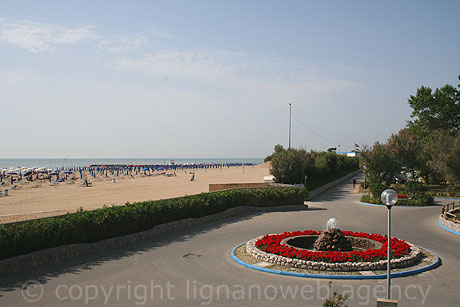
0, 163, 270, 224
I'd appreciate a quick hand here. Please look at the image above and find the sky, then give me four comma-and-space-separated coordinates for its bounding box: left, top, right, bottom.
1, 0, 459, 159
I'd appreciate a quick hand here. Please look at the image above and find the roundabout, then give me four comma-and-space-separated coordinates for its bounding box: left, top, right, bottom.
232, 240, 440, 280
231, 221, 440, 279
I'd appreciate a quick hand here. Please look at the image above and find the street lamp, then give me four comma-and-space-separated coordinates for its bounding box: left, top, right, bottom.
381, 189, 398, 300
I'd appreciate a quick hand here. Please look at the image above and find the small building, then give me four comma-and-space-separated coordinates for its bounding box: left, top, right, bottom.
337, 151, 360, 158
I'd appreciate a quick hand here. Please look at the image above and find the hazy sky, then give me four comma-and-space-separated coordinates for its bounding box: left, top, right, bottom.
1, 0, 459, 158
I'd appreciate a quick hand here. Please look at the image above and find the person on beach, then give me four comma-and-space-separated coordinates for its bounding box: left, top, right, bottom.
352, 178, 356, 188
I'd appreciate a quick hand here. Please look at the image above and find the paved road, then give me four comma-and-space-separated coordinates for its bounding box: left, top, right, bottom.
1, 177, 459, 306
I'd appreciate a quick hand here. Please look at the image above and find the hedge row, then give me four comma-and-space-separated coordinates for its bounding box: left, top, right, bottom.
360, 194, 434, 206
0, 187, 307, 260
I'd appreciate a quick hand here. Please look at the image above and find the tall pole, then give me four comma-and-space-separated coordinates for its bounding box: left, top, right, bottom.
387, 206, 392, 299
381, 189, 397, 302
288, 103, 292, 149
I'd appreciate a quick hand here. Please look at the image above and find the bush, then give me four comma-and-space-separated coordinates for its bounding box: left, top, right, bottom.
0, 187, 307, 260
369, 182, 387, 199
360, 194, 434, 206
269, 148, 359, 184
404, 181, 429, 198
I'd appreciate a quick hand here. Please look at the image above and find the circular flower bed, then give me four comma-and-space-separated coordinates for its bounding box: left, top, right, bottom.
247, 230, 421, 271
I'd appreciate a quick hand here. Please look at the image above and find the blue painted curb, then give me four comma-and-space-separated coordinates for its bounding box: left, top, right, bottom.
434, 197, 460, 200
231, 244, 440, 280
359, 201, 435, 208
437, 220, 460, 236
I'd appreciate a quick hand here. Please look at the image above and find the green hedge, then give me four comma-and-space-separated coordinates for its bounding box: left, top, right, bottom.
360, 194, 434, 206
0, 187, 307, 260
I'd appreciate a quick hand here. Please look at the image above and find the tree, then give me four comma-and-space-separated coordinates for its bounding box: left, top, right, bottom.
270, 148, 308, 184
264, 144, 285, 162
407, 79, 460, 134
424, 129, 460, 184
386, 128, 427, 179
360, 141, 400, 186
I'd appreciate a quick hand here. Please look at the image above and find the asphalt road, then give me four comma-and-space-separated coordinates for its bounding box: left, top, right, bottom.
1, 176, 459, 306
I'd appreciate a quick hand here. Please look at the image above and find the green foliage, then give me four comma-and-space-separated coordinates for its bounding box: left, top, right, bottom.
360, 194, 434, 206
264, 144, 285, 162
323, 282, 349, 307
404, 180, 429, 198
424, 129, 460, 184
361, 75, 460, 187
360, 142, 400, 186
269, 148, 358, 185
368, 181, 387, 199
0, 188, 307, 260
270, 148, 310, 184
407, 82, 460, 134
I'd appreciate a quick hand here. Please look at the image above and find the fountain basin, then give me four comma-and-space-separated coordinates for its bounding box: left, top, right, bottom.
280, 235, 382, 252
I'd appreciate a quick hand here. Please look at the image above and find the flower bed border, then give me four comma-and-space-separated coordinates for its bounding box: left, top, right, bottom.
246, 234, 421, 272
233, 244, 439, 279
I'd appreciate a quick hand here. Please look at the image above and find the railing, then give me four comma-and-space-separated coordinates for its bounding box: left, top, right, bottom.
442, 201, 459, 219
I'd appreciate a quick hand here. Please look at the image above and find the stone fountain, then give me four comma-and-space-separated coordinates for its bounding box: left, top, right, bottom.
314, 218, 352, 251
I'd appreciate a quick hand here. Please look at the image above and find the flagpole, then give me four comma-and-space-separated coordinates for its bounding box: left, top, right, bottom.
288, 103, 292, 149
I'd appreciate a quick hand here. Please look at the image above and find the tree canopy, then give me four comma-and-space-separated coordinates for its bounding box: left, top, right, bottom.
361, 74, 460, 188
407, 75, 460, 134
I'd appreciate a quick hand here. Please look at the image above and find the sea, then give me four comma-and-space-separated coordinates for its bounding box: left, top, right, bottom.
0, 158, 264, 169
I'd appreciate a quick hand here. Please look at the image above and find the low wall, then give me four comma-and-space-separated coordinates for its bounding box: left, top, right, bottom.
209, 182, 269, 192
308, 170, 361, 200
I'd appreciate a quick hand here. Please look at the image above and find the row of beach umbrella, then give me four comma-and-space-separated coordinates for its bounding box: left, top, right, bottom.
0, 163, 256, 183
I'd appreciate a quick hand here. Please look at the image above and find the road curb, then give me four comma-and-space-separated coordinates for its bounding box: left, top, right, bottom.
231, 244, 440, 280
437, 219, 460, 236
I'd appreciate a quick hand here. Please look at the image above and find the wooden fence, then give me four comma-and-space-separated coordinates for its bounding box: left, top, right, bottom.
442, 201, 459, 219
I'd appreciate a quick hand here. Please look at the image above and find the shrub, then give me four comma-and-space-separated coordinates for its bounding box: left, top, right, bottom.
360, 194, 434, 206
0, 187, 307, 260
269, 148, 359, 184
369, 182, 387, 199
404, 181, 429, 198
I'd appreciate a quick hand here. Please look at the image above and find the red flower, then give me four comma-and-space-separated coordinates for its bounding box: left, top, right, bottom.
255, 230, 411, 263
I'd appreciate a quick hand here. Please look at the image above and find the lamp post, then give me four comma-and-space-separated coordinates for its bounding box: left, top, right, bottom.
381, 189, 398, 299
